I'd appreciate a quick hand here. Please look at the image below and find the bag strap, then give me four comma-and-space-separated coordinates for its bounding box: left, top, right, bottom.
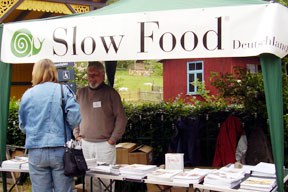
60, 84, 68, 145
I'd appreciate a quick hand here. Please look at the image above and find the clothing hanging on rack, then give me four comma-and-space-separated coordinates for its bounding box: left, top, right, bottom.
170, 116, 202, 167
212, 115, 245, 167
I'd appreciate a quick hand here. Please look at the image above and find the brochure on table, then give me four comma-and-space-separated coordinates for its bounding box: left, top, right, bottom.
1, 156, 28, 170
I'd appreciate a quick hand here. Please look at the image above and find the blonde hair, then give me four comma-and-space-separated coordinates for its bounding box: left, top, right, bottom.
31, 59, 58, 86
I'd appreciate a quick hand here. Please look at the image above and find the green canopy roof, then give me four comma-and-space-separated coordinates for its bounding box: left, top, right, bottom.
84, 0, 268, 15
6, 0, 269, 22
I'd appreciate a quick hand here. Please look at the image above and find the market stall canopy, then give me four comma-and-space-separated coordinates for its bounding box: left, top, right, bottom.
0, 0, 287, 191
1, 0, 288, 63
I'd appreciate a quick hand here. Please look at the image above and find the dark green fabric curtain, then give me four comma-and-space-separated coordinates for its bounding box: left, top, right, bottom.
0, 62, 11, 162
0, 61, 11, 192
260, 53, 284, 192
0, 25, 11, 163
0, 23, 11, 192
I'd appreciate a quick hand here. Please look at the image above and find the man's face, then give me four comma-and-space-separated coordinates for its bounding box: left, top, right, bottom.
87, 67, 104, 89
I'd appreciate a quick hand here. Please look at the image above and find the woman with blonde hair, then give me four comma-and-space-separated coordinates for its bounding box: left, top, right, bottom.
19, 58, 81, 192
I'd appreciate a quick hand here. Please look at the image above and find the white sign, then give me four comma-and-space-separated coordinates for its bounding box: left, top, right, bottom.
1, 3, 288, 63
165, 153, 184, 170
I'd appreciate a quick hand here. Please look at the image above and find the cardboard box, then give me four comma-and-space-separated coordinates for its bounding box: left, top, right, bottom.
128, 145, 153, 165
171, 187, 195, 192
146, 185, 194, 192
146, 184, 171, 192
116, 142, 137, 164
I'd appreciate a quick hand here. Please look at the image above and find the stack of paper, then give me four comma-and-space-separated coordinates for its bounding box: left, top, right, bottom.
21, 161, 29, 170
203, 165, 245, 188
239, 176, 276, 191
251, 162, 276, 178
110, 164, 127, 175
1, 156, 29, 170
85, 158, 98, 169
173, 168, 214, 184
146, 168, 182, 182
89, 164, 111, 173
119, 164, 157, 180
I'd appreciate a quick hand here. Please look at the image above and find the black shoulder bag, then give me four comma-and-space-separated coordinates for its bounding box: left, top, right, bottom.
61, 84, 88, 177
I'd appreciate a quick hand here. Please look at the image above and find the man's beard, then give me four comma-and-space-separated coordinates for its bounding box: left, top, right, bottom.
89, 83, 100, 89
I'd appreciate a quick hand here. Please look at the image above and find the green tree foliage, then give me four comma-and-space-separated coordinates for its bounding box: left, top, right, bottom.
278, 0, 288, 6
143, 60, 163, 76
210, 67, 266, 117
117, 60, 134, 69
7, 98, 25, 146
73, 62, 88, 89
188, 80, 228, 112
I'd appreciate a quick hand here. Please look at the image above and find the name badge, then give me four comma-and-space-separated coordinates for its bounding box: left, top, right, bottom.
93, 101, 101, 108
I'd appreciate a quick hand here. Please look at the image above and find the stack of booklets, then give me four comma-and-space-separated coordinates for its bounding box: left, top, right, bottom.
203, 165, 245, 188
239, 176, 276, 191
1, 156, 29, 170
146, 168, 182, 182
172, 168, 214, 184
251, 162, 276, 178
89, 164, 112, 174
119, 164, 157, 180
86, 158, 98, 169
110, 164, 127, 175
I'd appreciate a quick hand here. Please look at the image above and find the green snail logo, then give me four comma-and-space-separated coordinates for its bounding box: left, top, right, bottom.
10, 29, 44, 57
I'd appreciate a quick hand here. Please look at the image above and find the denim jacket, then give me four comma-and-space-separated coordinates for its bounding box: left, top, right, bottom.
19, 82, 81, 149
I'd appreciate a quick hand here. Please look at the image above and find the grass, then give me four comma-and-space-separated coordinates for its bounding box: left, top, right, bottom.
114, 70, 163, 92
0, 180, 32, 192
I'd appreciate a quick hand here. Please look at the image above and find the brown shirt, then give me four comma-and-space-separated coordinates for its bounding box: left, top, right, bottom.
73, 83, 127, 143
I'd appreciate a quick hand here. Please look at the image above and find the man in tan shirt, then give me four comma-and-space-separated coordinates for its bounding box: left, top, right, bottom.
74, 61, 127, 192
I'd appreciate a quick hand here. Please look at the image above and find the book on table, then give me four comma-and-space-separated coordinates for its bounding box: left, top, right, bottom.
165, 153, 184, 170
203, 165, 246, 188
172, 168, 214, 184
146, 168, 182, 182
119, 164, 157, 180
1, 156, 28, 170
89, 165, 112, 174
251, 162, 276, 178
87, 160, 126, 175
86, 158, 98, 169
239, 176, 276, 191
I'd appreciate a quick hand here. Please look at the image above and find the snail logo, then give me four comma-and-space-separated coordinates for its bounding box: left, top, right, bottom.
10, 29, 44, 57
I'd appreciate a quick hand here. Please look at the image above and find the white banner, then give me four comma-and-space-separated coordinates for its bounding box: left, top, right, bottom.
1, 3, 288, 63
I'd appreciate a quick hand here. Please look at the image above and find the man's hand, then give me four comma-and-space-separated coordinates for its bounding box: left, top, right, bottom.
107, 139, 115, 145
75, 136, 83, 141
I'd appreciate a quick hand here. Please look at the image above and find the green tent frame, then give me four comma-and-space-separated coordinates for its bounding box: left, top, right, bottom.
0, 0, 286, 191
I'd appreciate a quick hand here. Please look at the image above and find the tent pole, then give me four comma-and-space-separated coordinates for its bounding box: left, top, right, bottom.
260, 53, 284, 192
